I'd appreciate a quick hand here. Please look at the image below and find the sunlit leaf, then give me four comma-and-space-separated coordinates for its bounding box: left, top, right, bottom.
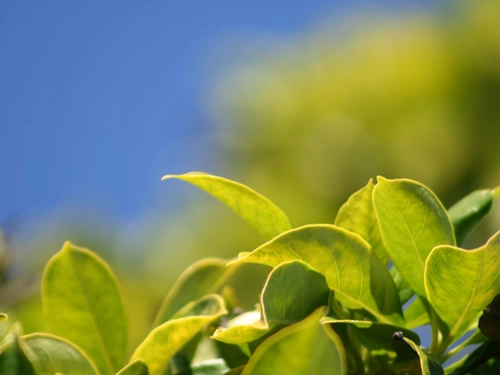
241, 307, 346, 375
335, 179, 389, 265
162, 172, 292, 240
403, 297, 430, 329
373, 177, 455, 298
211, 310, 271, 345
154, 258, 237, 326
425, 231, 500, 345
116, 359, 149, 375
448, 189, 495, 245
131, 294, 227, 375
42, 242, 128, 375
22, 333, 99, 375
231, 224, 403, 325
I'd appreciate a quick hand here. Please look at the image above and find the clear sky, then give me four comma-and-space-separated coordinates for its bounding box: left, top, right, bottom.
0, 1, 432, 227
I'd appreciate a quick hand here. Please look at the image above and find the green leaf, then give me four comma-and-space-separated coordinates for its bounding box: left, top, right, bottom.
398, 336, 444, 375
22, 333, 100, 375
335, 179, 389, 265
404, 297, 430, 329
154, 258, 237, 326
373, 177, 455, 298
173, 359, 230, 375
42, 241, 128, 375
230, 224, 403, 325
211, 310, 271, 345
425, 231, 500, 345
116, 359, 149, 375
479, 293, 500, 339
0, 325, 37, 375
162, 172, 292, 241
262, 261, 330, 325
241, 307, 346, 375
390, 266, 414, 306
131, 294, 227, 375
223, 366, 245, 375
0, 313, 7, 322
448, 189, 495, 245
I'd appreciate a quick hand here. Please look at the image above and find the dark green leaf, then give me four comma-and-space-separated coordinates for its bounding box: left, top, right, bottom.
0, 325, 37, 375
479, 294, 500, 339
116, 359, 149, 375
448, 189, 495, 245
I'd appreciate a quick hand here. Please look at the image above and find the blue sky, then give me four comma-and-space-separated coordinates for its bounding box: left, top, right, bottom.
0, 1, 432, 227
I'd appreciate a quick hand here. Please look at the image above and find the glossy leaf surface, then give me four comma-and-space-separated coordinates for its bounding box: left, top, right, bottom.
22, 333, 99, 375
335, 179, 388, 265
42, 242, 127, 375
373, 177, 455, 298
162, 172, 292, 240
448, 189, 495, 245
231, 224, 403, 325
116, 359, 149, 375
154, 258, 236, 326
426, 231, 500, 343
241, 308, 346, 375
131, 295, 226, 375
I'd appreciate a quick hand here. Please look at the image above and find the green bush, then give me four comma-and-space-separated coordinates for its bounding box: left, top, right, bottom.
1, 172, 500, 374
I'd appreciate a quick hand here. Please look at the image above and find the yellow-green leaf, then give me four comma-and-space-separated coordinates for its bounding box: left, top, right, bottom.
241, 307, 346, 375
373, 177, 455, 298
154, 258, 237, 327
335, 179, 389, 265
116, 359, 149, 375
22, 333, 99, 375
162, 172, 292, 240
0, 313, 7, 322
131, 294, 226, 375
425, 231, 500, 346
230, 225, 403, 325
42, 242, 128, 375
0, 324, 37, 375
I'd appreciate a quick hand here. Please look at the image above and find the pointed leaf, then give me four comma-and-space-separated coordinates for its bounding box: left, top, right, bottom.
335, 179, 389, 265
425, 231, 500, 343
131, 295, 227, 375
42, 241, 127, 375
241, 307, 346, 375
154, 258, 237, 326
373, 177, 455, 298
211, 310, 271, 345
162, 172, 292, 240
22, 333, 99, 375
398, 336, 444, 375
116, 359, 149, 375
231, 225, 403, 325
448, 189, 495, 245
0, 326, 37, 375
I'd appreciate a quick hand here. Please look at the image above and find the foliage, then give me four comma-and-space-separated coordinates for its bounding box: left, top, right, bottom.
1, 172, 500, 374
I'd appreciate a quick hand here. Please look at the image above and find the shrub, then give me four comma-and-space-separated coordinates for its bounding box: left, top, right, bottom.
1, 172, 500, 374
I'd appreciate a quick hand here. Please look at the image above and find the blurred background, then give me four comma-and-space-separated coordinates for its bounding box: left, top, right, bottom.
2, 0, 500, 353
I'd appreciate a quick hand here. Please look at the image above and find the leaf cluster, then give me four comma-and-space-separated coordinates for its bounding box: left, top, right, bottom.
1, 172, 500, 374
